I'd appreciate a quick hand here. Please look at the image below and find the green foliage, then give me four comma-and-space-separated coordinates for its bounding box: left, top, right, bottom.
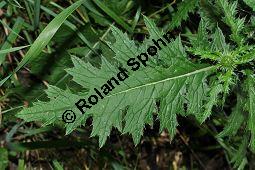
52, 160, 64, 170
168, 0, 199, 30
217, 94, 245, 138
16, 0, 255, 160
0, 17, 24, 64
2, 0, 255, 168
231, 135, 249, 169
0, 148, 8, 169
217, 0, 245, 45
245, 72, 255, 151
17, 16, 214, 147
0, 0, 87, 86
243, 0, 255, 11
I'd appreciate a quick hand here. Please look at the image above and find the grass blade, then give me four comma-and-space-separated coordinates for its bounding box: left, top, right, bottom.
0, 0, 85, 86
132, 6, 141, 31
0, 1, 6, 8
34, 0, 41, 29
0, 17, 24, 65
93, 0, 132, 32
0, 19, 24, 40
0, 45, 30, 54
7, 0, 23, 8
27, 0, 97, 54
17, 159, 25, 170
50, 1, 84, 25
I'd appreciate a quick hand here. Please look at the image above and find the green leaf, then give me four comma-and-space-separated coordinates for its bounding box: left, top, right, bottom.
52, 160, 64, 170
198, 83, 223, 123
245, 72, 255, 151
0, 17, 24, 65
17, 17, 214, 147
0, 148, 8, 170
211, 26, 229, 53
217, 0, 245, 45
231, 135, 248, 169
17, 159, 25, 170
217, 94, 245, 137
17, 85, 86, 127
33, 0, 41, 30
0, 45, 30, 54
93, 0, 132, 32
243, 0, 255, 11
0, 1, 6, 8
189, 18, 210, 51
167, 0, 199, 31
7, 0, 23, 8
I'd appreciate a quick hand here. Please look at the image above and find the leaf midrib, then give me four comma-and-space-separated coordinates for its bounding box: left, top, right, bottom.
105, 66, 215, 98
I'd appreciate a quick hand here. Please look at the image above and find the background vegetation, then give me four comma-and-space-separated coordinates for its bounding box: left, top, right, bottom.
0, 0, 255, 169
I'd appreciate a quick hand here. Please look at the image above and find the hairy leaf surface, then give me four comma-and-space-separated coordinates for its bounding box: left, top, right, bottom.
17, 17, 214, 147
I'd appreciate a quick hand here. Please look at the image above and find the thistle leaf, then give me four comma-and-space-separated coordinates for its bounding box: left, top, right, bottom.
245, 72, 255, 151
217, 0, 245, 45
168, 0, 199, 30
217, 94, 245, 137
17, 17, 214, 147
243, 0, 255, 11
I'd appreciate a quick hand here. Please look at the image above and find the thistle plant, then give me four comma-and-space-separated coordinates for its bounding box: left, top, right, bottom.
14, 0, 255, 168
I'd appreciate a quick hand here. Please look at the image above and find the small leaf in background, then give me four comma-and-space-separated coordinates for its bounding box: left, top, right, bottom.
243, 0, 255, 11
17, 159, 25, 170
93, 0, 132, 32
167, 0, 199, 31
0, 148, 8, 170
0, 17, 24, 65
0, 45, 30, 54
52, 160, 64, 170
